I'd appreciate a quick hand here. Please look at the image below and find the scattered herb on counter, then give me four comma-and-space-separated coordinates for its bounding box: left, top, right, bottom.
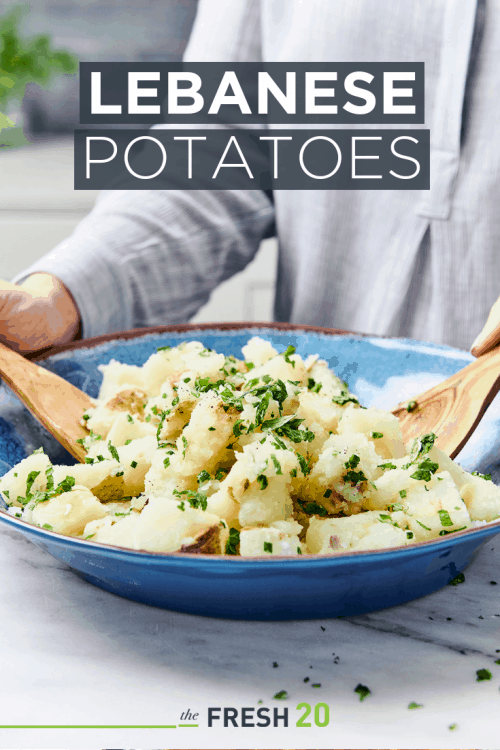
273, 690, 288, 700
476, 668, 492, 682
448, 572, 465, 586
312, 683, 321, 688
273, 662, 278, 668
354, 683, 371, 702
448, 723, 458, 731
408, 702, 423, 709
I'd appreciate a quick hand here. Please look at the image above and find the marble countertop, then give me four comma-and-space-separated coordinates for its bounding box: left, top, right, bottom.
0, 522, 499, 750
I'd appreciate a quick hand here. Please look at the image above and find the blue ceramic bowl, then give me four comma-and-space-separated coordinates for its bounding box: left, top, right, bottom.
1, 323, 499, 621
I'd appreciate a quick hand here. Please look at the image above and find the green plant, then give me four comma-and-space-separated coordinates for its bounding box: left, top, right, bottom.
0, 5, 78, 145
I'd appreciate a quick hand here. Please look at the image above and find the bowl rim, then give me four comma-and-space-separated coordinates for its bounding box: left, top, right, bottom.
1, 320, 497, 563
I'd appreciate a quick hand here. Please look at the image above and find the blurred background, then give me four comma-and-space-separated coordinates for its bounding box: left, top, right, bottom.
0, 0, 278, 324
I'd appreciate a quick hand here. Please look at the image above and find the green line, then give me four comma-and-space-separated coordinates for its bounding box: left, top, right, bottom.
0, 725, 177, 729
179, 724, 199, 727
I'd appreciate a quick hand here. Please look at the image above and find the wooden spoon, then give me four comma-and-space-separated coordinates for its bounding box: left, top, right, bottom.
0, 340, 92, 462
393, 343, 500, 459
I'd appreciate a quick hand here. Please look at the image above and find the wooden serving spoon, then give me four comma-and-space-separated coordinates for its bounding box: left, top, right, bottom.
0, 339, 92, 463
393, 334, 500, 459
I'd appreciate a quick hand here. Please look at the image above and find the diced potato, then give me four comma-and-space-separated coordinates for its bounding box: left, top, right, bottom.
306, 510, 408, 554
309, 432, 382, 505
460, 474, 500, 522
132, 496, 222, 553
338, 405, 406, 459
86, 387, 148, 438
98, 359, 146, 401
306, 360, 346, 398
52, 460, 124, 503
241, 336, 278, 366
24, 485, 107, 535
402, 471, 471, 541
142, 347, 185, 396
86, 512, 140, 547
106, 411, 156, 447
167, 392, 238, 480
240, 524, 304, 557
0, 451, 51, 506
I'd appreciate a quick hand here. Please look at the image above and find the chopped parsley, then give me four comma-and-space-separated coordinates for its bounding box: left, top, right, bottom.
273, 690, 288, 700
157, 345, 171, 352
197, 470, 211, 484
271, 454, 283, 475
108, 441, 120, 462
399, 489, 407, 498
406, 400, 418, 412
354, 684, 371, 702
263, 541, 273, 553
448, 572, 465, 586
331, 387, 359, 406
282, 344, 296, 367
476, 668, 492, 682
378, 462, 397, 471
173, 489, 208, 511
225, 527, 240, 555
471, 471, 492, 481
257, 474, 268, 490
42, 523, 53, 531
182, 435, 188, 457
410, 458, 439, 482
372, 432, 384, 439
416, 520, 431, 531
438, 509, 453, 527
127, 414, 134, 423
232, 419, 245, 438
208, 426, 216, 431
343, 454, 367, 484
323, 489, 332, 498
163, 457, 170, 469
130, 460, 138, 469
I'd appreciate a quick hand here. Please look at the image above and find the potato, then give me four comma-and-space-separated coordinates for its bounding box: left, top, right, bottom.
306, 510, 407, 554
53, 460, 124, 503
166, 392, 238, 481
338, 405, 406, 459
24, 485, 107, 535
241, 336, 278, 366
460, 474, 500, 522
308, 432, 382, 506
86, 512, 140, 547
106, 411, 156, 447
239, 524, 304, 557
0, 451, 50, 506
132, 496, 222, 553
142, 347, 185, 396
97, 359, 145, 400
180, 523, 228, 554
402, 471, 471, 541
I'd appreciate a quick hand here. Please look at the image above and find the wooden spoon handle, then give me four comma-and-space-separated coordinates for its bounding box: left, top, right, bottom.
471, 293, 500, 357
0, 341, 92, 462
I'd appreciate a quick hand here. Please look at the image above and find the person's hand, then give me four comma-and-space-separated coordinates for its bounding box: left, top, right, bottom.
0, 274, 81, 354
471, 294, 500, 357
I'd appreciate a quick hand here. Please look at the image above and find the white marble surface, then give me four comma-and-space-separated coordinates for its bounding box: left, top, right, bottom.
0, 523, 499, 750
